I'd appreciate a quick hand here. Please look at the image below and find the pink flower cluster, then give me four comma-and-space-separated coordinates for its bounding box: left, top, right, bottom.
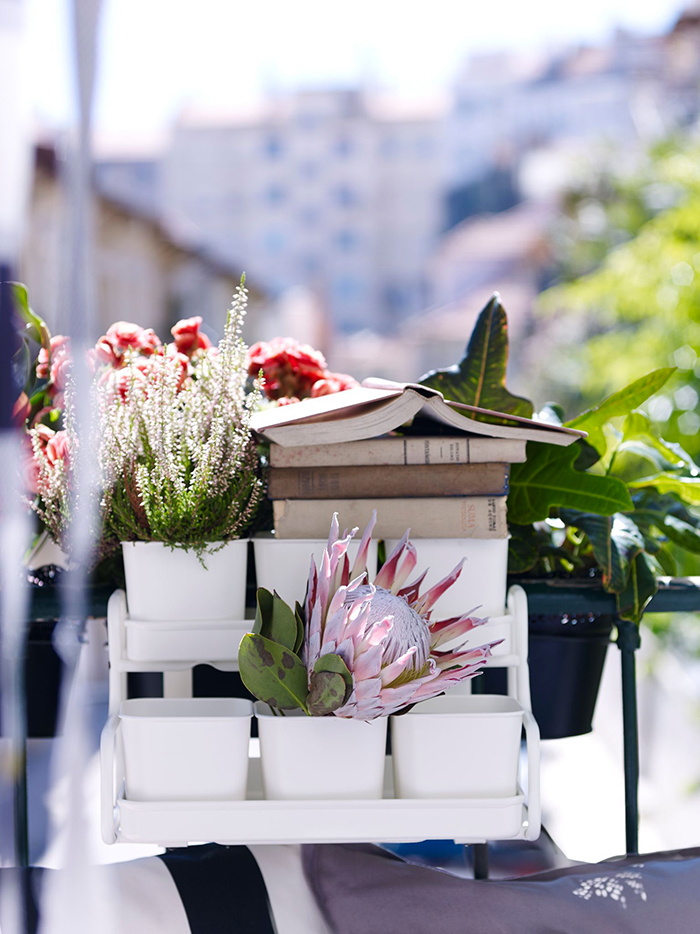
246, 336, 358, 404
23, 315, 215, 493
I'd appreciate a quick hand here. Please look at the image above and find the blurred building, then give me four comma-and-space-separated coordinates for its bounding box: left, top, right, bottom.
94, 16, 700, 349
23, 145, 265, 340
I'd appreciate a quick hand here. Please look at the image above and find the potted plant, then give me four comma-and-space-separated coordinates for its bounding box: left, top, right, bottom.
27, 280, 265, 622
418, 294, 700, 737
239, 513, 503, 800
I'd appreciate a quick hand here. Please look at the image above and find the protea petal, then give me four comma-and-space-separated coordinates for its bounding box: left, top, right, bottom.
374, 531, 410, 589
414, 559, 465, 615
397, 568, 428, 605
356, 615, 393, 654
326, 512, 340, 552
390, 542, 418, 595
350, 510, 377, 580
429, 614, 489, 648
380, 647, 417, 686
353, 643, 383, 680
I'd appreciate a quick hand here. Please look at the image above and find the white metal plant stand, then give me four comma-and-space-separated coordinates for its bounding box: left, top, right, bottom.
100, 585, 540, 846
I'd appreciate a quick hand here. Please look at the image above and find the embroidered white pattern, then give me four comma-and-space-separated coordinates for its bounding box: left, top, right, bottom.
572, 866, 648, 909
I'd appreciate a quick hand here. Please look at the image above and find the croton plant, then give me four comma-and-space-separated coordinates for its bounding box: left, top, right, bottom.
419, 294, 700, 624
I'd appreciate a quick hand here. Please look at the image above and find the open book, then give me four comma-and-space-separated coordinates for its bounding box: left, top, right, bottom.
251, 379, 585, 448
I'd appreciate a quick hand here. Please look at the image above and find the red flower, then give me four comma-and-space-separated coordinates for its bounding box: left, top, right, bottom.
310, 372, 359, 397
247, 337, 328, 400
106, 321, 145, 352
171, 317, 212, 356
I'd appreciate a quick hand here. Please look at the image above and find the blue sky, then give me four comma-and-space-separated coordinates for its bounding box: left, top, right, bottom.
26, 0, 689, 138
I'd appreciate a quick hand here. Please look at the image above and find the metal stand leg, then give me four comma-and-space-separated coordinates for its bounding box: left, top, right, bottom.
616, 618, 640, 855
472, 843, 489, 879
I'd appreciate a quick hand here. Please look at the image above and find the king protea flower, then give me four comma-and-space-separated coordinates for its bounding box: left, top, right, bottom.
304, 512, 499, 719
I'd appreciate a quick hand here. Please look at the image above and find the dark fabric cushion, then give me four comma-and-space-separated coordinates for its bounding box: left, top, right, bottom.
302, 843, 700, 934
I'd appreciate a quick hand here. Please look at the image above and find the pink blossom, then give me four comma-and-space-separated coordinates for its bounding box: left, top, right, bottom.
171, 317, 212, 355
310, 372, 359, 396
37, 335, 70, 381
13, 392, 30, 427
21, 436, 41, 494
139, 328, 161, 355
106, 321, 145, 351
247, 337, 328, 400
45, 430, 70, 468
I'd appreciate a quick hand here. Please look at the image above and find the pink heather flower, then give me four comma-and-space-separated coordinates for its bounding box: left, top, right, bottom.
247, 336, 328, 400
303, 513, 500, 719
171, 316, 212, 355
45, 430, 70, 468
37, 335, 70, 381
310, 372, 359, 396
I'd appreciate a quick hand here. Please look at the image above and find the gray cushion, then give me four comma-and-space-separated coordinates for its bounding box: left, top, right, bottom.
303, 843, 700, 934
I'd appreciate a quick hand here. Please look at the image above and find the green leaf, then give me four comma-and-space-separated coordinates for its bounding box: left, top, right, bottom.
238, 633, 309, 712
507, 523, 540, 573
314, 652, 353, 701
643, 512, 700, 554
508, 442, 633, 525
10, 283, 51, 352
560, 510, 644, 593
629, 474, 700, 505
622, 411, 698, 472
253, 588, 298, 649
616, 552, 658, 624
294, 601, 305, 655
307, 671, 348, 716
419, 293, 533, 419
566, 368, 675, 453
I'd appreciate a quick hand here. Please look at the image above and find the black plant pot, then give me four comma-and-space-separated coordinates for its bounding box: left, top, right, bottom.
482, 611, 614, 739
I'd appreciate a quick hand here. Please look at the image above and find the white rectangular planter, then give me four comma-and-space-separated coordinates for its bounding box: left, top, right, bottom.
391, 695, 524, 799
125, 619, 249, 663
255, 703, 387, 800
384, 537, 508, 618
253, 535, 378, 607
122, 540, 248, 622
119, 698, 252, 802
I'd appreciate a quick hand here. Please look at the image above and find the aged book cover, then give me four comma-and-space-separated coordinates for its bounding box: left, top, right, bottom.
272, 496, 508, 539
268, 463, 510, 499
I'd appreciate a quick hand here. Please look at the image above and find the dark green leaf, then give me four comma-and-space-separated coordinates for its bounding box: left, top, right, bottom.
238, 633, 309, 712
616, 552, 658, 624
566, 368, 675, 454
314, 652, 353, 702
253, 588, 298, 649
307, 670, 348, 716
629, 474, 700, 505
574, 438, 603, 471
644, 512, 700, 555
294, 601, 305, 654
419, 293, 533, 419
560, 510, 643, 593
650, 544, 677, 577
507, 523, 540, 573
508, 442, 633, 525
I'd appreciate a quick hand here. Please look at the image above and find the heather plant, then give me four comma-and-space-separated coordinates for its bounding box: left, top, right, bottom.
26, 281, 264, 560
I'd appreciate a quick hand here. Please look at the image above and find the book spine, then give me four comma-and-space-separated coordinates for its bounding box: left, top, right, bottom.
272, 497, 508, 540
269, 437, 526, 467
268, 464, 509, 499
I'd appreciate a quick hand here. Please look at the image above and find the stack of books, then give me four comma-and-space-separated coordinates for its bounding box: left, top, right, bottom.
251, 381, 581, 540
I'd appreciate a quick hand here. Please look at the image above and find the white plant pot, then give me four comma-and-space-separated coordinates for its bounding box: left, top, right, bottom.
121, 540, 248, 621
384, 537, 508, 618
391, 694, 524, 799
119, 698, 252, 801
255, 703, 387, 800
253, 535, 378, 607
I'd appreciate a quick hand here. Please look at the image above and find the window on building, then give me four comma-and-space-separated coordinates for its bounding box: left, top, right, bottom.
334, 229, 360, 251
332, 275, 362, 303
333, 185, 359, 208
263, 229, 286, 255
264, 136, 284, 159
266, 184, 286, 206
334, 136, 353, 158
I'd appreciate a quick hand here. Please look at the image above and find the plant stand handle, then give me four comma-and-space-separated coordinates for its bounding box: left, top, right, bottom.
616, 617, 641, 855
